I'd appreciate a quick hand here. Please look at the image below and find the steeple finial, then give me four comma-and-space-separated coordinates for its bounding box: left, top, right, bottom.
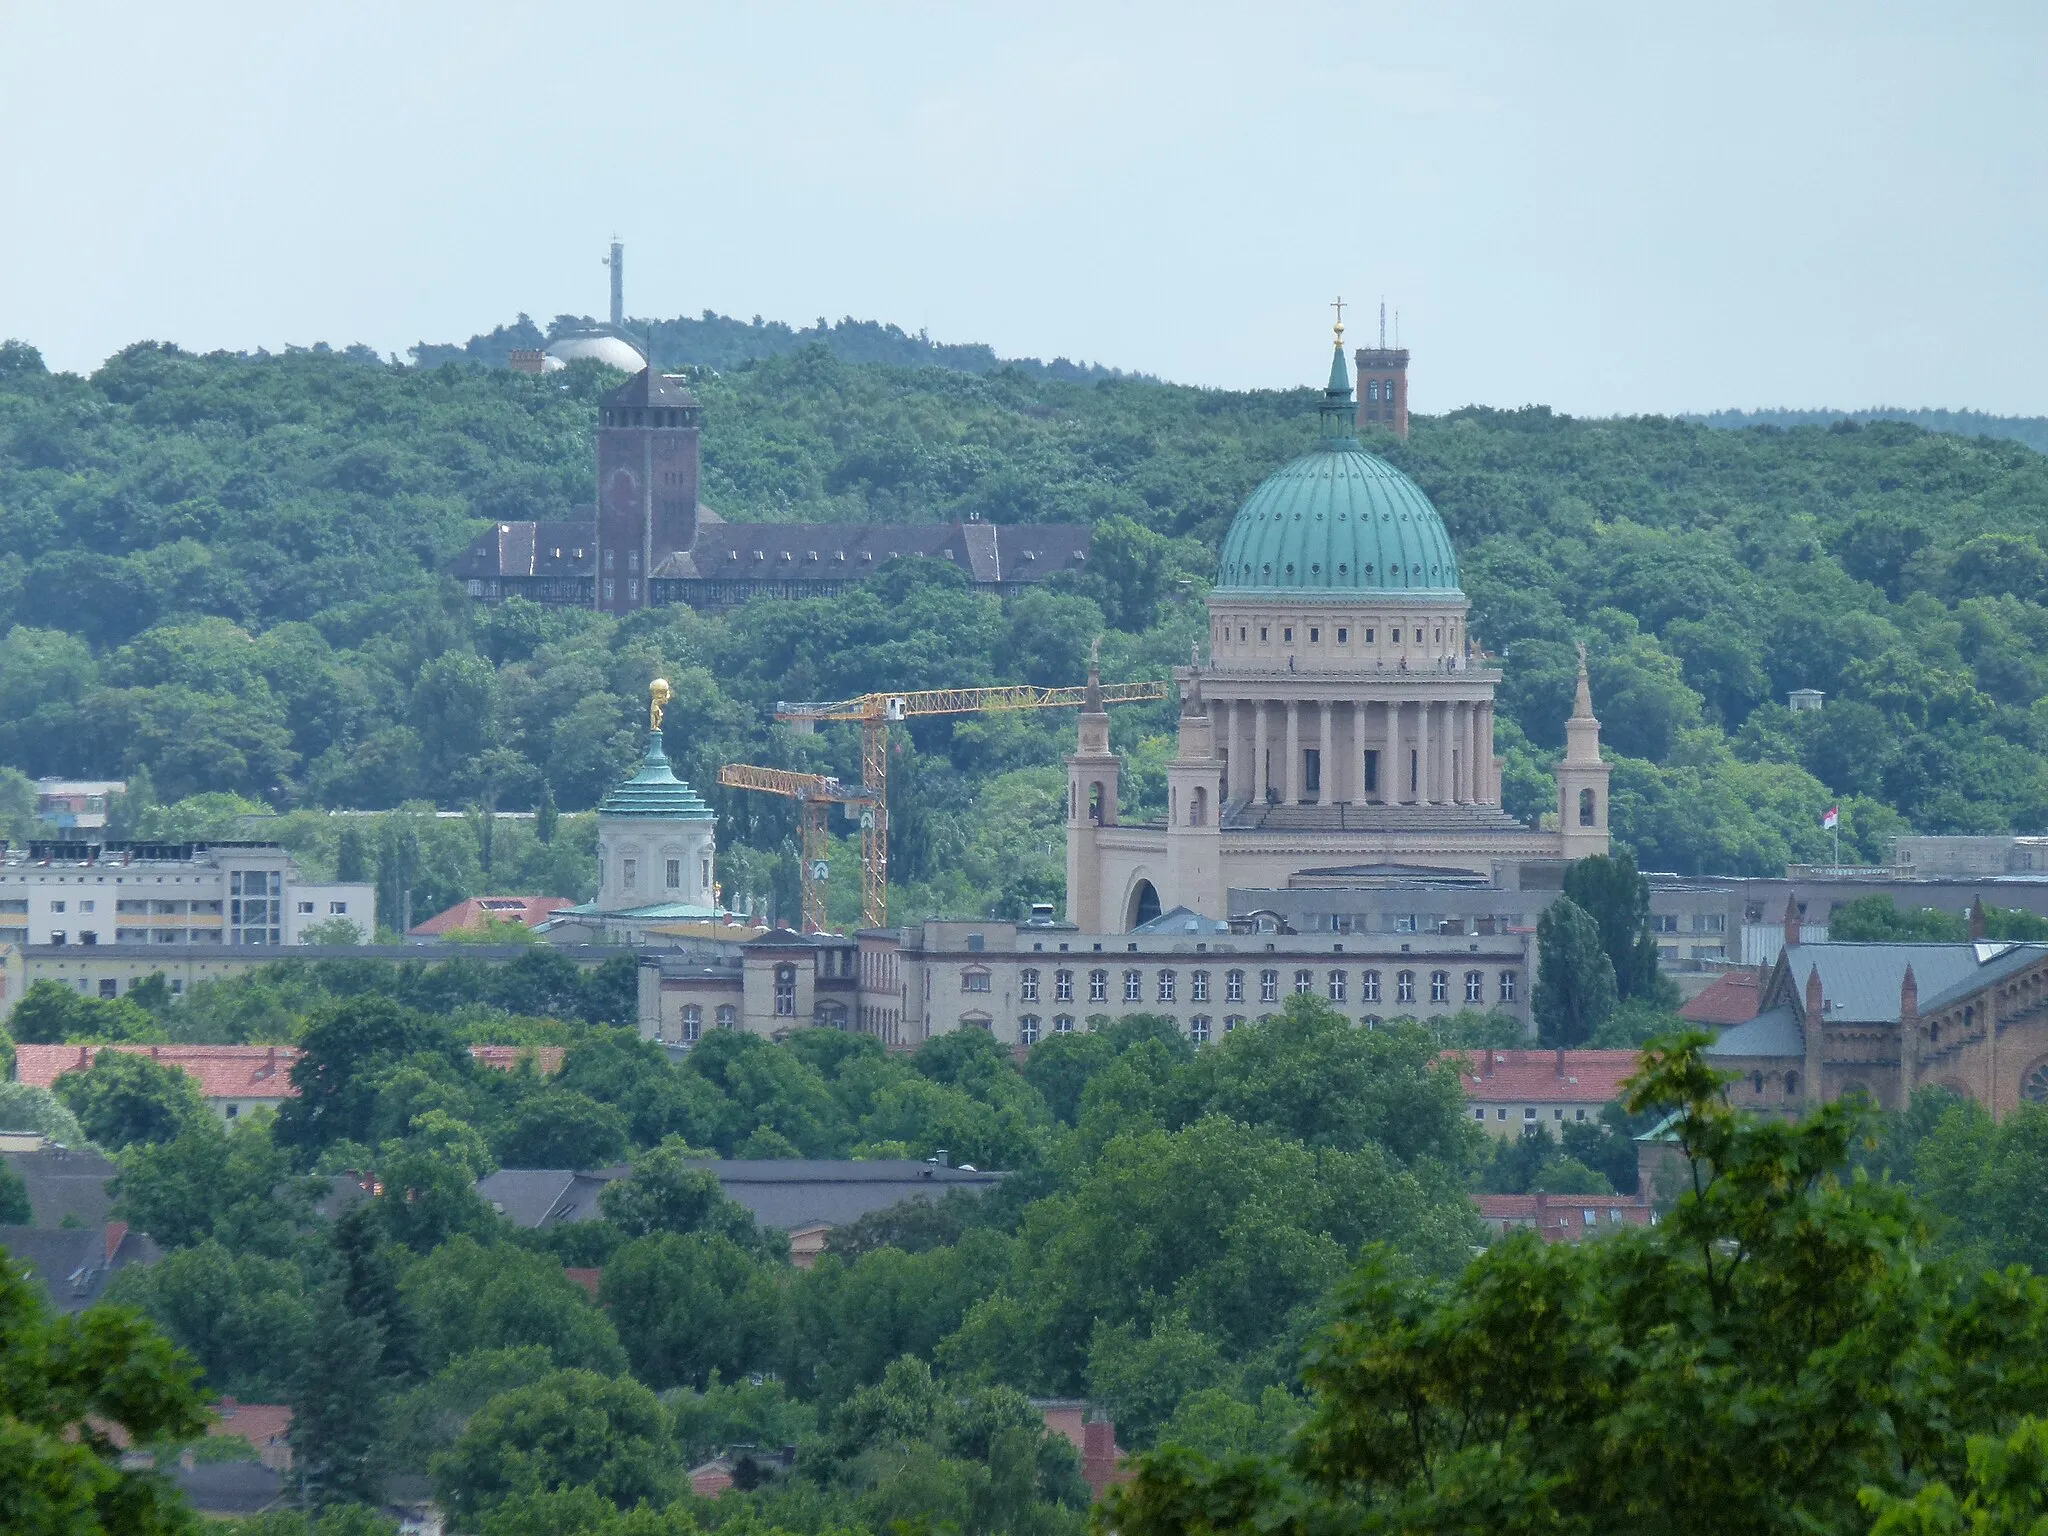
650, 677, 672, 732
1330, 295, 1346, 346
1571, 643, 1594, 719
1084, 637, 1103, 713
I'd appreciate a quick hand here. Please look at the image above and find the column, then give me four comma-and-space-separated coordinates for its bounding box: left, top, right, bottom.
1339, 700, 1357, 803
1316, 700, 1332, 805
1245, 708, 1261, 806
1415, 700, 1432, 805
1214, 699, 1232, 800
1479, 702, 1496, 804
1466, 703, 1482, 804
1385, 698, 1401, 804
1438, 703, 1454, 804
1284, 701, 1301, 804
1450, 702, 1467, 803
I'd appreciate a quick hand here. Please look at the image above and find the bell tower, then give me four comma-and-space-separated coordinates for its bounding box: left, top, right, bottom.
595, 369, 701, 615
1164, 664, 1224, 917
1353, 302, 1410, 438
1065, 648, 1121, 930
1554, 644, 1612, 859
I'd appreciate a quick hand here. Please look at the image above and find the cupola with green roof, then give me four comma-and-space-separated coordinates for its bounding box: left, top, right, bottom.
589, 681, 720, 918
1213, 338, 1459, 598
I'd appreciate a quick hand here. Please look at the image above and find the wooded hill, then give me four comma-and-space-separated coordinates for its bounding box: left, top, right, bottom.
2, 331, 2047, 919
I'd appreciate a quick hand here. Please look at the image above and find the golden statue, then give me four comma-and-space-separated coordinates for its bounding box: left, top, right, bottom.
650, 678, 672, 731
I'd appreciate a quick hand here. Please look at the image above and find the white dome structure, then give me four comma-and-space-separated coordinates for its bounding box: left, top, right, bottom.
544, 333, 647, 371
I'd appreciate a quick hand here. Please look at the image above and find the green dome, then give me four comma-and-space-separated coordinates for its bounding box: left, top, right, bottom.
1214, 345, 1460, 597
598, 731, 715, 820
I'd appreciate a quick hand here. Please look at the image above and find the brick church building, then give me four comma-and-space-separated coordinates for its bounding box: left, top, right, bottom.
451, 367, 1092, 614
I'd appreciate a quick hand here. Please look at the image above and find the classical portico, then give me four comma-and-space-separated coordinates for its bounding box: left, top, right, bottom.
1068, 332, 1610, 930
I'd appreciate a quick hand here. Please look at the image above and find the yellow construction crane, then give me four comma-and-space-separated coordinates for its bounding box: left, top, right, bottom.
715, 765, 874, 935
772, 673, 1170, 929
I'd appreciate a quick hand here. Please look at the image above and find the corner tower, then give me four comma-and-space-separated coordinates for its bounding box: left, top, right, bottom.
1163, 664, 1224, 917
1553, 644, 1612, 859
595, 370, 701, 615
1066, 650, 1121, 930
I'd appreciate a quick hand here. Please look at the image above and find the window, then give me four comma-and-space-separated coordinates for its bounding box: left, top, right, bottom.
1309, 627, 1320, 643
628, 550, 639, 572
1020, 1016, 1041, 1046
99, 979, 117, 999
628, 579, 639, 600
962, 969, 991, 993
1752, 1070, 1764, 1094
1224, 1015, 1244, 1033
329, 901, 349, 915
1499, 971, 1517, 1004
1020, 968, 1040, 1002
1785, 1070, 1800, 1096
1055, 969, 1074, 1001
603, 579, 615, 600
1283, 627, 1294, 643
1327, 970, 1346, 1002
1089, 969, 1109, 1002
1576, 1108, 1588, 1121
1337, 627, 1348, 643
1524, 1107, 1538, 1122
666, 858, 682, 891
1190, 1016, 1211, 1045
1054, 1015, 1075, 1034
1392, 628, 1401, 642
1579, 787, 1597, 826
682, 1004, 702, 1043
229, 870, 282, 946
622, 857, 638, 891
702, 858, 712, 890
1259, 627, 1268, 641
1365, 628, 1375, 642
1157, 970, 1176, 1002
1465, 970, 1484, 1003
716, 1005, 737, 1030
297, 900, 314, 914
1652, 914, 1679, 934
1226, 969, 1245, 1002
1286, 968, 1308, 996
775, 965, 796, 1016
1361, 970, 1381, 1002
1191, 970, 1209, 1002
1474, 1107, 1486, 1122
1259, 969, 1279, 1003
605, 549, 615, 570
1397, 970, 1416, 1004
1188, 786, 1207, 826
1430, 971, 1449, 1003
1123, 969, 1144, 1002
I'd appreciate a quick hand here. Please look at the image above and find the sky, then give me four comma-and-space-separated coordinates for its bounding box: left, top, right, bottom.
3, 1, 2043, 416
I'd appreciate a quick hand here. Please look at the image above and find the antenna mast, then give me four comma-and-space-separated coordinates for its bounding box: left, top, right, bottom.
1379, 300, 1386, 349
604, 237, 624, 330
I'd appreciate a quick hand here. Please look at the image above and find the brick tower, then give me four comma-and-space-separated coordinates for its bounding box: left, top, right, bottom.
1353, 306, 1410, 438
594, 369, 701, 614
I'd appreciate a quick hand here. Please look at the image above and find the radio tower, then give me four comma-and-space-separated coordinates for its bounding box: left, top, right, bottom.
604, 238, 624, 330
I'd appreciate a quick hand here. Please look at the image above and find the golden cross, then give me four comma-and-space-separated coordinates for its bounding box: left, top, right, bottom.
1331, 295, 1346, 340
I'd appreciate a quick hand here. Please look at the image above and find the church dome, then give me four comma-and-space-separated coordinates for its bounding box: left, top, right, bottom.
1214, 343, 1459, 596
598, 732, 715, 821
545, 333, 648, 372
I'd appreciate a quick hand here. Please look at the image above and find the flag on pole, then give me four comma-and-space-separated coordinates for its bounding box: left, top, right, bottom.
1822, 805, 1840, 830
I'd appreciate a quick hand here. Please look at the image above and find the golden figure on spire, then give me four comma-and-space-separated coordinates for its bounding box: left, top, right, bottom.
650, 677, 672, 731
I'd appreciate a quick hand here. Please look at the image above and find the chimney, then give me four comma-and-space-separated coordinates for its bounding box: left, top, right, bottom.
104, 1220, 128, 1265
1970, 896, 1986, 942
1482, 1050, 1496, 1079
1804, 966, 1823, 1021
1555, 1042, 1566, 1077
1783, 894, 1801, 950
76, 1045, 90, 1069
1900, 964, 1918, 1027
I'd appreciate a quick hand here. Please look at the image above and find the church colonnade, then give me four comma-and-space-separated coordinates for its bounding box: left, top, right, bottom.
1211, 694, 1497, 807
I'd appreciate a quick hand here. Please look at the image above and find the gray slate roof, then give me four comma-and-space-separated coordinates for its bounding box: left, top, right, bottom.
2, 1147, 118, 1228
0, 1225, 161, 1312
1775, 942, 2048, 1022
1704, 1004, 1803, 1060
477, 1159, 1006, 1234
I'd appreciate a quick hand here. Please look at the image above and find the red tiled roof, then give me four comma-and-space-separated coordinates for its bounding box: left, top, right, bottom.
210, 1399, 292, 1448
1448, 1049, 1640, 1105
16, 1042, 563, 1098
409, 896, 571, 937
1679, 967, 1765, 1026
16, 1044, 296, 1101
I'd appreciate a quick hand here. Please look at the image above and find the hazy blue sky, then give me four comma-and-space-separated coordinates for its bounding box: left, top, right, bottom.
4, 2, 2042, 414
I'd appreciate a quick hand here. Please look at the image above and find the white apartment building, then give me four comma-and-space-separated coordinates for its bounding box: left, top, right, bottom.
0, 840, 373, 951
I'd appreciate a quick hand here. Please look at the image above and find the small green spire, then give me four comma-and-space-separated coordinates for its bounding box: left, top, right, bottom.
1318, 340, 1358, 445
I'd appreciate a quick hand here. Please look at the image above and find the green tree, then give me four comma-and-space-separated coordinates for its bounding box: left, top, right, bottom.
8, 982, 161, 1044
0, 1244, 210, 1535
600, 1231, 787, 1390
431, 1368, 674, 1527
115, 1114, 314, 1252
1831, 894, 1969, 942
492, 1092, 628, 1171
1108, 1034, 2048, 1536
1561, 850, 1663, 1002
595, 1141, 760, 1246
274, 997, 471, 1165
0, 1158, 32, 1223
289, 1283, 386, 1509
1532, 896, 1618, 1048
52, 1049, 208, 1150
401, 1236, 627, 1377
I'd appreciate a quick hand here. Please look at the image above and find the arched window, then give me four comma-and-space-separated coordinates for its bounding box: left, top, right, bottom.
1465, 971, 1484, 1003
1579, 787, 1597, 827
681, 1004, 702, 1043
1327, 970, 1347, 1002
1053, 1015, 1075, 1034
1189, 1016, 1211, 1045
1752, 1070, 1765, 1094
1019, 1016, 1041, 1047
1088, 782, 1105, 824
1361, 970, 1381, 1002
1430, 971, 1449, 1003
1294, 969, 1314, 996
774, 965, 796, 1017
1785, 1070, 1800, 1096
1397, 970, 1416, 1004
1189, 786, 1207, 826
716, 1005, 736, 1031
